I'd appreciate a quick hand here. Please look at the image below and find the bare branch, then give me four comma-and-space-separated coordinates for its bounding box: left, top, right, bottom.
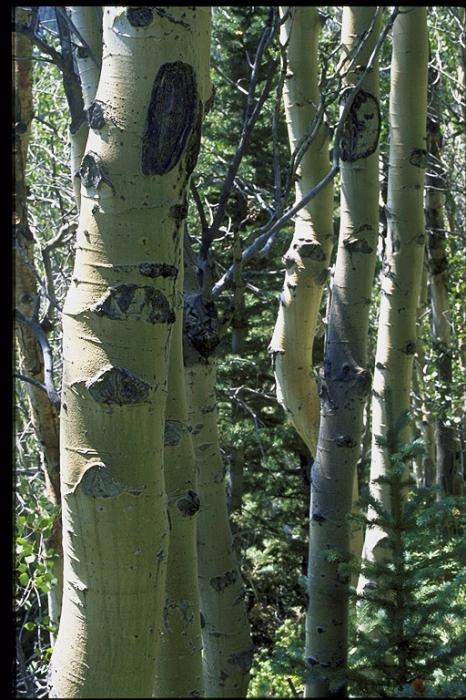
15, 310, 60, 409
212, 6, 399, 297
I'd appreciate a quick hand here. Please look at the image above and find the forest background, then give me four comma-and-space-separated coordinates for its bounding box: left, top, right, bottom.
14, 5, 466, 698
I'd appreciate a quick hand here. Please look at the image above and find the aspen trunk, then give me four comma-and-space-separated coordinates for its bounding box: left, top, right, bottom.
154, 258, 203, 698
305, 8, 381, 697
269, 6, 334, 457
184, 238, 252, 697
49, 8, 211, 697
426, 89, 463, 496
67, 6, 103, 209
14, 7, 63, 635
413, 268, 436, 488
359, 6, 428, 589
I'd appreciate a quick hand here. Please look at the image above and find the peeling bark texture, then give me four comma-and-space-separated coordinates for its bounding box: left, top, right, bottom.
269, 7, 334, 456
14, 8, 63, 637
305, 8, 381, 697
359, 7, 429, 595
49, 7, 212, 698
142, 62, 198, 176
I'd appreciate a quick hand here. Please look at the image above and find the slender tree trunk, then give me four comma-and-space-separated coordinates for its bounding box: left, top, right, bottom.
49, 8, 211, 697
269, 6, 334, 457
426, 82, 463, 496
154, 278, 204, 697
14, 7, 63, 637
66, 7, 103, 209
359, 6, 428, 589
305, 8, 382, 697
229, 229, 246, 553
412, 269, 436, 488
184, 238, 252, 698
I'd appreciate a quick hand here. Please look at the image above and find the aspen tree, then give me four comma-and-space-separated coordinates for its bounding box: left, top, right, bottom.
14, 7, 63, 633
154, 290, 203, 697
426, 81, 463, 496
49, 8, 211, 697
184, 238, 253, 698
269, 6, 334, 456
67, 7, 103, 208
305, 8, 382, 697
359, 6, 428, 589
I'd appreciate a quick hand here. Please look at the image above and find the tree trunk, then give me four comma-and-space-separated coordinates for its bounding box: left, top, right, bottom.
184, 237, 252, 698
66, 6, 103, 209
305, 8, 381, 697
412, 267, 436, 488
426, 81, 463, 496
269, 6, 334, 457
49, 8, 211, 697
14, 6, 63, 637
359, 6, 428, 590
154, 280, 204, 697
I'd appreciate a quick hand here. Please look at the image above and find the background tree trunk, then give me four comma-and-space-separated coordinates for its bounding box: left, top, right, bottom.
154, 291, 204, 697
269, 6, 334, 457
426, 77, 464, 496
359, 6, 428, 591
305, 7, 382, 697
14, 6, 63, 638
184, 236, 253, 698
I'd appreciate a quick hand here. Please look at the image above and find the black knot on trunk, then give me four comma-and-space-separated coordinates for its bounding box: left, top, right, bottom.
336, 434, 357, 448
306, 656, 319, 667
404, 340, 417, 355
88, 101, 106, 130
127, 7, 153, 27
409, 148, 428, 168
176, 490, 200, 517
312, 512, 326, 524
184, 293, 220, 358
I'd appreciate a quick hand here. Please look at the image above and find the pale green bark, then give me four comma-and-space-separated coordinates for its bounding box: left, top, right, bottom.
154, 292, 204, 697
49, 8, 211, 697
183, 238, 252, 697
269, 7, 334, 456
426, 91, 463, 496
359, 6, 428, 589
413, 269, 436, 488
305, 8, 382, 697
67, 6, 103, 209
186, 360, 253, 697
68, 7, 102, 110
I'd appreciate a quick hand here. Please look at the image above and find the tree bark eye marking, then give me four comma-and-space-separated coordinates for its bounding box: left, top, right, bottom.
86, 365, 152, 405
126, 7, 153, 27
142, 62, 198, 176
78, 462, 144, 498
175, 490, 200, 517
209, 570, 237, 591
340, 89, 380, 162
227, 649, 254, 673
88, 101, 106, 130
91, 284, 175, 324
